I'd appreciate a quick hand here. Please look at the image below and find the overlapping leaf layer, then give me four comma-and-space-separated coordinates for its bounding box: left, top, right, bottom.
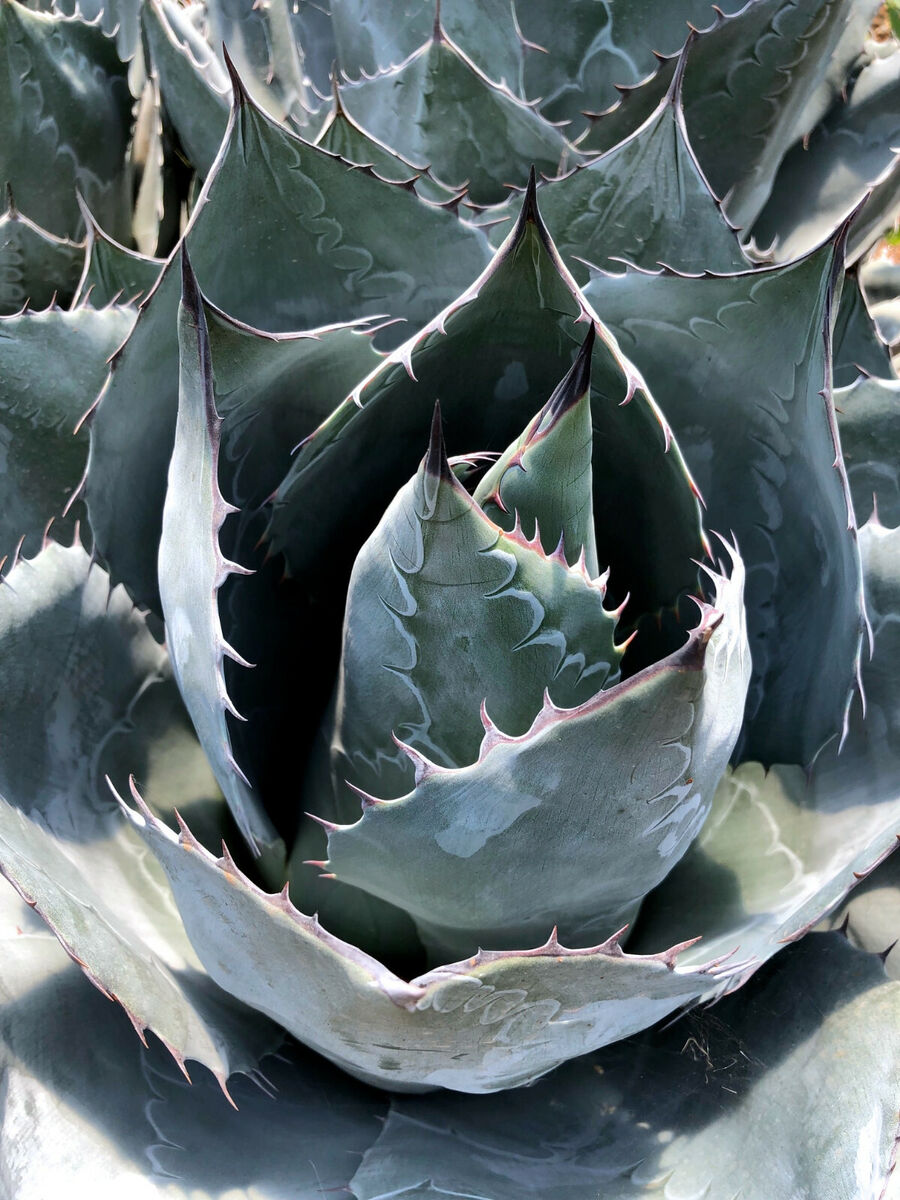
1, 0, 900, 1194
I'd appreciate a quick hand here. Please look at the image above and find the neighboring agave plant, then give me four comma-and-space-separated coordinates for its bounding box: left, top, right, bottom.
2, 0, 900, 1194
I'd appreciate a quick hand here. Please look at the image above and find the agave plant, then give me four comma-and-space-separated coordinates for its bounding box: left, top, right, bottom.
2, 0, 900, 1193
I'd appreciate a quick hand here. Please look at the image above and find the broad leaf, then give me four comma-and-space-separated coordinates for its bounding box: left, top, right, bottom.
833, 267, 895, 386
0, 885, 385, 1199
142, 0, 230, 178
633, 519, 900, 984
86, 72, 489, 612
73, 198, 165, 308
682, 0, 867, 231
836, 374, 900, 525
0, 539, 278, 1089
352, 936, 900, 1200
159, 252, 284, 869
515, 0, 746, 134
585, 235, 863, 766
0, 1, 132, 241
473, 324, 600, 572
204, 0, 310, 126
862, 253, 900, 347
331, 0, 524, 92
2, 900, 898, 1197
338, 26, 567, 205
752, 49, 900, 260
269, 177, 707, 639
322, 552, 748, 961
123, 787, 732, 1093
510, 38, 750, 278
303, 395, 623, 811
314, 82, 463, 204
0, 303, 134, 565
0, 188, 83, 314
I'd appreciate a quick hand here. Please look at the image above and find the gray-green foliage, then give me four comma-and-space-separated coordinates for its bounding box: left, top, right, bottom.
1, 0, 900, 1192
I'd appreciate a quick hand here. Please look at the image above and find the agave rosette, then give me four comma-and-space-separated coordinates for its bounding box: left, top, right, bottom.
2, 0, 900, 1193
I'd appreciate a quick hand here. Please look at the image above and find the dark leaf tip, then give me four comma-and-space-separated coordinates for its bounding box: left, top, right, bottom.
222, 43, 249, 108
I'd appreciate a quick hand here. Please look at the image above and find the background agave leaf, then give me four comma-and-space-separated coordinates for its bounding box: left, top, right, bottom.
585, 234, 863, 766
142, 0, 231, 178
203, 0, 310, 126
837, 374, 900, 523
492, 38, 751, 277
827, 847, 900, 977
289, 0, 336, 95
269, 179, 707, 638
0, 303, 134, 565
43, 0, 142, 60
314, 80, 468, 204
0, 187, 84, 315
631, 518, 900, 984
514, 0, 746, 135
681, 0, 873, 232
0, 0, 133, 242
832, 268, 896, 384
0, 539, 279, 1090
336, 24, 567, 205
86, 67, 490, 613
0, 882, 385, 1200
752, 47, 900, 260
331, 0, 523, 89
861, 251, 900, 346
322, 550, 748, 961
73, 197, 165, 307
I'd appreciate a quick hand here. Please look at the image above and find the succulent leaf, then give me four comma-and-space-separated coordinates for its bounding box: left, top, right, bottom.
204, 0, 310, 127
633, 518, 900, 981
861, 252, 900, 346
337, 27, 567, 205
513, 0, 745, 135
836, 374, 900, 524
158, 251, 284, 868
0, 539, 278, 1089
352, 935, 900, 1200
492, 40, 751, 277
752, 48, 900, 261
323, 549, 749, 960
473, 325, 600, 574
331, 0, 523, 92
122, 790, 730, 1092
0, 0, 132, 241
0, 189, 84, 314
682, 0, 868, 232
73, 197, 165, 308
833, 267, 896, 385
586, 233, 864, 766
314, 80, 464, 205
308, 394, 623, 807
142, 0, 231, 178
269, 178, 707, 634
0, 303, 134, 565
86, 73, 489, 612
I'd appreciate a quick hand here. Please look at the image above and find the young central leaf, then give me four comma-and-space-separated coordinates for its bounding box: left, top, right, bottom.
474, 324, 600, 577
316, 402, 622, 809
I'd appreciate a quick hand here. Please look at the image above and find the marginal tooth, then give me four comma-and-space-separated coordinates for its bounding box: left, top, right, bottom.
658, 935, 703, 969
391, 732, 444, 784
345, 781, 385, 810
304, 811, 342, 833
